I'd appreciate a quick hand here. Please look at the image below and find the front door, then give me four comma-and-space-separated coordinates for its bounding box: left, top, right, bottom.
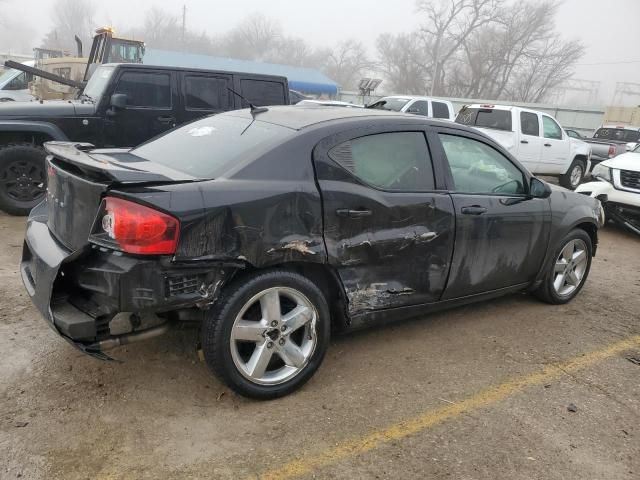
539, 115, 571, 175
104, 69, 177, 147
516, 110, 543, 173
313, 126, 455, 317
434, 129, 550, 299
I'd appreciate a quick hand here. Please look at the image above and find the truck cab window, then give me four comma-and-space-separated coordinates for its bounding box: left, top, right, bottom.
432, 102, 450, 119
520, 112, 540, 136
542, 116, 563, 140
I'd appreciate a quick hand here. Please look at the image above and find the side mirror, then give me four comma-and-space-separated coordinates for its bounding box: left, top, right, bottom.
530, 177, 552, 199
110, 93, 127, 110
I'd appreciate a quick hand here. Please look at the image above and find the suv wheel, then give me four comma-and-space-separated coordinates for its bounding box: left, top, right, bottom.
201, 270, 331, 399
0, 144, 47, 216
560, 159, 585, 190
534, 229, 592, 304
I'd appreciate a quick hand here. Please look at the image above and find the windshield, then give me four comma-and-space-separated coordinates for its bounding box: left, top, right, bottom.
593, 128, 640, 143
367, 98, 410, 112
456, 107, 513, 131
0, 68, 19, 87
81, 65, 115, 101
132, 114, 294, 178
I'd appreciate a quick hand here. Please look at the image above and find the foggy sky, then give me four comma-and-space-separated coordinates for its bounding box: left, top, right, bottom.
2, 0, 639, 104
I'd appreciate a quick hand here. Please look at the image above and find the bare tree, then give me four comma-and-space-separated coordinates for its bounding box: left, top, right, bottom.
376, 33, 431, 94
223, 14, 283, 61
41, 0, 96, 52
322, 40, 372, 90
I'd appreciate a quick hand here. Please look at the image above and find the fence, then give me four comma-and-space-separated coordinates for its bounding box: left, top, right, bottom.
339, 91, 606, 137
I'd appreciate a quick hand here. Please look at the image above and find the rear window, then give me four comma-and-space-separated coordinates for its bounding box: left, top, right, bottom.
456, 108, 512, 131
132, 115, 293, 178
593, 128, 640, 143
240, 79, 286, 107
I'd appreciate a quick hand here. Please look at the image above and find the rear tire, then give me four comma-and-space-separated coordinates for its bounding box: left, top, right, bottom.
201, 269, 331, 399
534, 229, 592, 305
0, 144, 47, 216
560, 159, 585, 190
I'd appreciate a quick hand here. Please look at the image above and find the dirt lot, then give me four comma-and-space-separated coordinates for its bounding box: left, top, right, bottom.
1, 212, 639, 480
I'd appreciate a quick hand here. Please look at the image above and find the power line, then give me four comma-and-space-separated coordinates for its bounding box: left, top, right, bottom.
575, 59, 640, 66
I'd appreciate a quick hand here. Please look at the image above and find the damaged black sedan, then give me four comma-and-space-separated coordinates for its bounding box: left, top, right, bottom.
22, 106, 604, 399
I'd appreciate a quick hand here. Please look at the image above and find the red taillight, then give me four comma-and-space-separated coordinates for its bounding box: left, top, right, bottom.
608, 145, 616, 158
100, 197, 180, 255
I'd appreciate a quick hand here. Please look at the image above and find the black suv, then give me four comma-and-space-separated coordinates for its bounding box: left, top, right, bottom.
0, 63, 289, 215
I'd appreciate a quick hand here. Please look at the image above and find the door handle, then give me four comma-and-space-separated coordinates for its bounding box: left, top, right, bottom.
544, 143, 552, 147
157, 115, 175, 124
460, 205, 487, 215
520, 140, 529, 144
336, 208, 372, 218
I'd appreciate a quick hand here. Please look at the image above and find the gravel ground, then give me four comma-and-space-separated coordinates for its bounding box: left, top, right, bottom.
1, 213, 639, 480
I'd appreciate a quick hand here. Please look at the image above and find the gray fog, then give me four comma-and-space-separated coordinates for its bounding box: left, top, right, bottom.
1, 0, 639, 105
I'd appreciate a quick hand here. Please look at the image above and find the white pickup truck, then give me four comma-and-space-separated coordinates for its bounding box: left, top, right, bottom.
456, 104, 591, 189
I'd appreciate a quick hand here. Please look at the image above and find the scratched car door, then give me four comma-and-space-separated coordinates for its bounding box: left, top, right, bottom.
313, 125, 455, 318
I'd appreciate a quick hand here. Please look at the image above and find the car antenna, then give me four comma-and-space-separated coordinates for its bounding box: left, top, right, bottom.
227, 87, 269, 116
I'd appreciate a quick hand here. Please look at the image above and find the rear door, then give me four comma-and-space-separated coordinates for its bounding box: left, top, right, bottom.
177, 71, 233, 124
516, 110, 543, 172
433, 128, 550, 299
104, 68, 178, 147
540, 115, 571, 174
313, 125, 455, 316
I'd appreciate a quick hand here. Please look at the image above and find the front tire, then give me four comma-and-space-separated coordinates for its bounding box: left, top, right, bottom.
560, 159, 585, 190
0, 144, 47, 216
201, 270, 331, 399
534, 229, 592, 304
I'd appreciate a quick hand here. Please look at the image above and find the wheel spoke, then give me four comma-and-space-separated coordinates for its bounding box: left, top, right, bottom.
553, 272, 566, 292
260, 290, 281, 322
572, 249, 586, 265
554, 260, 567, 273
278, 340, 305, 368
282, 305, 312, 333
567, 270, 580, 286
232, 320, 266, 343
561, 242, 574, 262
246, 342, 273, 378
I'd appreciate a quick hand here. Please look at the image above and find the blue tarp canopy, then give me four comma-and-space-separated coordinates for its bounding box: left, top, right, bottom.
144, 49, 338, 95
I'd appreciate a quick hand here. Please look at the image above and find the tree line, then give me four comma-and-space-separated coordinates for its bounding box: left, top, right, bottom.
40, 0, 583, 103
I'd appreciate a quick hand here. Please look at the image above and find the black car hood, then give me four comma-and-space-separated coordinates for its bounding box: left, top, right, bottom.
45, 142, 198, 183
0, 100, 92, 118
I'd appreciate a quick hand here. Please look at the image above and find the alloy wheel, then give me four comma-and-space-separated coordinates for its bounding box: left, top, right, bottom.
1, 160, 45, 202
570, 164, 583, 188
229, 287, 318, 385
553, 239, 588, 296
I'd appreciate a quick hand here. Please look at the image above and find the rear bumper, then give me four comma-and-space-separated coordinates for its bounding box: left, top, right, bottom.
21, 201, 234, 359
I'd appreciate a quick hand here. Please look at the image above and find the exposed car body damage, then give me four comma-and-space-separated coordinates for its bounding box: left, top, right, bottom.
21, 107, 604, 364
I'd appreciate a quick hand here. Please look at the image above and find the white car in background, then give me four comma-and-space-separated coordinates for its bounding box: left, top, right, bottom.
456, 104, 592, 189
367, 95, 456, 120
576, 144, 640, 235
0, 61, 35, 102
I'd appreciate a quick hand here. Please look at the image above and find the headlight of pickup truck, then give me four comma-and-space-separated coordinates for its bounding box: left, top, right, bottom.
592, 163, 613, 183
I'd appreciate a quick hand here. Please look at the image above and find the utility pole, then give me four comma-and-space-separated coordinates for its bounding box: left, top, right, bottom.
181, 4, 186, 49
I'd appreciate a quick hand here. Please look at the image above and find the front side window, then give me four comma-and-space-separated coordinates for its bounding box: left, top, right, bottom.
542, 116, 563, 140
439, 134, 525, 195
520, 112, 540, 136
407, 100, 429, 116
328, 132, 434, 191
185, 75, 230, 110
115, 71, 171, 108
432, 102, 450, 119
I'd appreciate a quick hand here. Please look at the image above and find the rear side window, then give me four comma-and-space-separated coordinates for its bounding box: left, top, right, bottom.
456, 108, 512, 131
184, 75, 230, 111
328, 132, 435, 191
240, 79, 286, 107
115, 71, 171, 108
432, 102, 450, 119
542, 116, 563, 140
520, 112, 540, 136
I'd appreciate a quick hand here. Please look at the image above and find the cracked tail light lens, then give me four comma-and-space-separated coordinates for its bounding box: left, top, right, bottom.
91, 197, 180, 255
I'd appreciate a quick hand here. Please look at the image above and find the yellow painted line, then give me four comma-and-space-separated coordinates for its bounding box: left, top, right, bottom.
257, 335, 640, 480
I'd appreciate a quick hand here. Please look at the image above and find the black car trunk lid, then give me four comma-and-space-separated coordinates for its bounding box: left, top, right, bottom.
44, 142, 197, 251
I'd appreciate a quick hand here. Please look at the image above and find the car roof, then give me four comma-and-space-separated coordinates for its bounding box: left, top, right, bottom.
380, 95, 452, 104
221, 105, 440, 130
101, 63, 288, 82
600, 124, 640, 131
